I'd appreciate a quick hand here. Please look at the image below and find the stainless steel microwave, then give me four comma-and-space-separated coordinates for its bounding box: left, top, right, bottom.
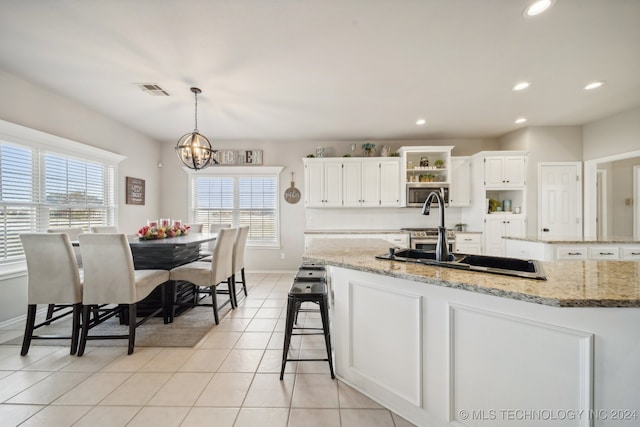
406, 183, 449, 207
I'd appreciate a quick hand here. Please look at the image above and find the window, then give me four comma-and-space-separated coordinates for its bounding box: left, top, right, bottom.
189, 167, 283, 247
0, 120, 124, 266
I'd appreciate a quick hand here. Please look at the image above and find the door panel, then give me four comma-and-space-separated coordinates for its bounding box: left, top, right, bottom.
539, 164, 581, 240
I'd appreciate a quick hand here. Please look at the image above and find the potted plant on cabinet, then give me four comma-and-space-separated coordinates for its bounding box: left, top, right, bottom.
434, 159, 444, 168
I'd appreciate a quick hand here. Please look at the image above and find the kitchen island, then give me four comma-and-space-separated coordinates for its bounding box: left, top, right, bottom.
304, 238, 640, 427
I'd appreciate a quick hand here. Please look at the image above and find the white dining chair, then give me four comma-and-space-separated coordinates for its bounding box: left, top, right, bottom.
19, 233, 83, 355
90, 225, 119, 233
231, 226, 250, 306
46, 226, 83, 323
189, 224, 204, 233
77, 233, 170, 355
169, 227, 236, 323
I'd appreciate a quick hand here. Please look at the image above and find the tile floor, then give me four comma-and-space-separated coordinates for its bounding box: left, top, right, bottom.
0, 272, 416, 427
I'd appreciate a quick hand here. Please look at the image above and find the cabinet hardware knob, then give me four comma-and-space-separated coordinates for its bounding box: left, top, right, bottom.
568, 252, 582, 255
600, 252, 614, 255
542, 228, 550, 232
631, 252, 640, 255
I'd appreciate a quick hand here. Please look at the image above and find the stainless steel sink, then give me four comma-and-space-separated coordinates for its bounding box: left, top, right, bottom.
376, 248, 546, 280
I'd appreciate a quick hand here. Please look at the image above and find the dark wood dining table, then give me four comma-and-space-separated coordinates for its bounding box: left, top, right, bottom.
74, 232, 218, 321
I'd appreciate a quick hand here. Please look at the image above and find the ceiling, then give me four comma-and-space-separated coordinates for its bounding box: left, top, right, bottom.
1, 0, 639, 144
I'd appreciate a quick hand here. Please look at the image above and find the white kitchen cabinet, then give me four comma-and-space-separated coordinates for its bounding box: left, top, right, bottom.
304, 158, 400, 208
449, 156, 471, 207
484, 215, 525, 257
484, 155, 526, 187
620, 247, 640, 260
304, 159, 343, 207
454, 232, 481, 254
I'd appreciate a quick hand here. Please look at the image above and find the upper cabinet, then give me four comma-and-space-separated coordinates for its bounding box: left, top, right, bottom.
484, 155, 526, 187
398, 146, 453, 206
449, 156, 471, 207
303, 157, 401, 208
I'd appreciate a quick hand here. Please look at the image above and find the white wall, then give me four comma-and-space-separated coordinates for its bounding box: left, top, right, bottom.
498, 126, 583, 236
0, 70, 164, 323
159, 138, 498, 270
583, 106, 640, 160
611, 158, 640, 237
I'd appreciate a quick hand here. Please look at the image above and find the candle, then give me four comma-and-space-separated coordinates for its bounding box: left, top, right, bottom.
147, 219, 158, 227
173, 219, 182, 227
160, 218, 170, 227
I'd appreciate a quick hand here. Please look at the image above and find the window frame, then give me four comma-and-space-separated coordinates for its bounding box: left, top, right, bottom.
0, 119, 126, 275
186, 166, 283, 248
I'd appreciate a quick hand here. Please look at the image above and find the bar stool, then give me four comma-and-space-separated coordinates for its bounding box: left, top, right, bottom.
280, 266, 334, 380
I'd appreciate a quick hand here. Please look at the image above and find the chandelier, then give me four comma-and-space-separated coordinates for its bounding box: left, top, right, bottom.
175, 87, 216, 170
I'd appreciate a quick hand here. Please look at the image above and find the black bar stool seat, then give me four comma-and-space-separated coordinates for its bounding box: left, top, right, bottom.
280, 267, 335, 379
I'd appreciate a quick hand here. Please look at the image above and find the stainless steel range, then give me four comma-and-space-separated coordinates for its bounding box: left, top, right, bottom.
401, 227, 456, 252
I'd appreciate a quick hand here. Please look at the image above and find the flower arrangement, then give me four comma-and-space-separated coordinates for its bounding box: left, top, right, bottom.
137, 224, 191, 240
361, 143, 376, 156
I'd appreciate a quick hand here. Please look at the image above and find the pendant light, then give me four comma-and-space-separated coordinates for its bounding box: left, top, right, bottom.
175, 87, 216, 170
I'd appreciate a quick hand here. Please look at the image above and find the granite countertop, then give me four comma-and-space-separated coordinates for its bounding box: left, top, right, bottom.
505, 236, 640, 244
303, 238, 640, 308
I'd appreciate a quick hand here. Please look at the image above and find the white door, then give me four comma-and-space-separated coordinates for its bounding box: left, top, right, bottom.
538, 163, 581, 240
634, 165, 640, 240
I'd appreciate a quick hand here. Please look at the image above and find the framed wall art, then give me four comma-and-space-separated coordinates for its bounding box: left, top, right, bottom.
126, 176, 145, 205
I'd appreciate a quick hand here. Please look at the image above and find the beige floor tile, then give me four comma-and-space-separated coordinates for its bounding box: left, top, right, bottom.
53, 372, 131, 405
194, 372, 253, 407
392, 412, 418, 427
0, 330, 25, 344
6, 371, 91, 405
234, 332, 272, 349
0, 371, 52, 403
198, 331, 241, 349
218, 349, 264, 372
300, 334, 328, 350
337, 382, 384, 409
239, 298, 266, 308
210, 318, 252, 332
100, 347, 162, 372
21, 347, 76, 371
245, 318, 278, 332
261, 299, 287, 308
340, 408, 395, 427
19, 404, 91, 427
234, 407, 289, 427
178, 349, 229, 372
126, 406, 190, 427
60, 347, 124, 372
180, 407, 238, 427
257, 349, 296, 374
99, 372, 171, 406
147, 372, 213, 406
243, 373, 294, 407
72, 405, 141, 427
255, 307, 284, 318
268, 332, 301, 351
0, 346, 64, 370
291, 373, 339, 408
0, 403, 43, 427
287, 408, 341, 427
139, 348, 195, 372
228, 307, 259, 319
295, 350, 334, 375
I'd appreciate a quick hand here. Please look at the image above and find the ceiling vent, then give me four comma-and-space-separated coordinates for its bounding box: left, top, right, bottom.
135, 83, 170, 96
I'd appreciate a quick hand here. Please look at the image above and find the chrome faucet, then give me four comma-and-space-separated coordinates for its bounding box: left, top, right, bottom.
421, 190, 450, 262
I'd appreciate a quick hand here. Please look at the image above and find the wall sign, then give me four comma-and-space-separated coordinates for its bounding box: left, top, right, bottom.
126, 176, 145, 205
215, 149, 263, 165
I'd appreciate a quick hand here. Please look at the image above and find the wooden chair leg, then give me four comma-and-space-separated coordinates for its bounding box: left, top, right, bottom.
70, 303, 82, 355
211, 286, 219, 324
21, 304, 37, 356
241, 268, 248, 296
128, 304, 136, 355
45, 304, 55, 325
78, 304, 92, 357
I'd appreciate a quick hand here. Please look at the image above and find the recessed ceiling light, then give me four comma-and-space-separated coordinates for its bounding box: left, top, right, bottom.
416, 118, 427, 126
584, 81, 605, 90
515, 117, 528, 124
513, 81, 531, 91
524, 0, 555, 17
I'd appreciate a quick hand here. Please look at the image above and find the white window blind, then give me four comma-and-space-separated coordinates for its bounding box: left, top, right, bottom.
190, 168, 281, 246
0, 142, 117, 265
